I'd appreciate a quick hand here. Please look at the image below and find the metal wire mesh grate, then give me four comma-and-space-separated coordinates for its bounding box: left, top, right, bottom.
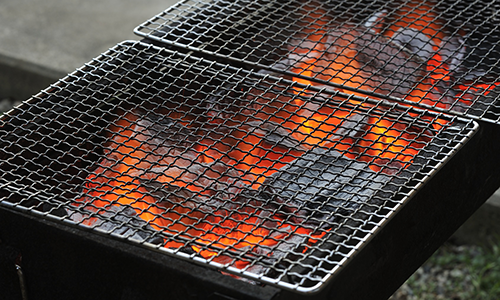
135, 0, 500, 124
0, 41, 477, 292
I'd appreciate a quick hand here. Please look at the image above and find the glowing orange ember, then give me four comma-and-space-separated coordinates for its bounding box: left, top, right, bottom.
77, 97, 431, 268
76, 115, 167, 230
191, 212, 329, 266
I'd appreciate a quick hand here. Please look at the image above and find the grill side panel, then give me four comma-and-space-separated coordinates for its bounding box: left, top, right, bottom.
0, 206, 280, 300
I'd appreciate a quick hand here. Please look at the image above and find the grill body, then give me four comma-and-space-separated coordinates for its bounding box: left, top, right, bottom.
2, 0, 500, 298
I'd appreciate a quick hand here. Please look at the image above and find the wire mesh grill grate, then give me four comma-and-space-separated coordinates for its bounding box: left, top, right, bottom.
0, 41, 477, 292
135, 0, 500, 124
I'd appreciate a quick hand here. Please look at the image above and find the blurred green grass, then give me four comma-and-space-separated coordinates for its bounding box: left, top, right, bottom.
392, 237, 500, 300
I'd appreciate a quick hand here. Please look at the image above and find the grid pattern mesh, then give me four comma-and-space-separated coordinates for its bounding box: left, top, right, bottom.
0, 41, 477, 292
135, 0, 500, 123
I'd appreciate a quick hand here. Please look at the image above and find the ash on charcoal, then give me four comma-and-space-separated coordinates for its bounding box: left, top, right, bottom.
271, 24, 424, 99
67, 205, 162, 244
140, 161, 256, 214
328, 112, 368, 141
245, 233, 309, 276
241, 120, 309, 151
132, 110, 202, 147
258, 147, 392, 228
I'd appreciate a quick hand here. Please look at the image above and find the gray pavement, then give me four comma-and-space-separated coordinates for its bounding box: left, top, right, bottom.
0, 0, 177, 73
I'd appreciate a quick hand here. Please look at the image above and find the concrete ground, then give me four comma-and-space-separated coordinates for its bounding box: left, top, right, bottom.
0, 0, 498, 244
0, 0, 177, 100
0, 0, 179, 73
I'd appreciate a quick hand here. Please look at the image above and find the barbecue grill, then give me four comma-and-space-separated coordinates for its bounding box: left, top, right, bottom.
2, 1, 500, 299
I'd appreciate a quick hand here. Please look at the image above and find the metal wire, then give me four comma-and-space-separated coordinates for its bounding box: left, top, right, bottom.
0, 41, 477, 292
135, 0, 500, 124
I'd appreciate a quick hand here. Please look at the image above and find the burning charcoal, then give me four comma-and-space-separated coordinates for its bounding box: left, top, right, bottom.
279, 24, 424, 98
205, 81, 250, 121
387, 28, 470, 111
141, 180, 200, 210
204, 82, 310, 173
102, 110, 207, 176
327, 113, 368, 142
76, 109, 235, 235
351, 27, 424, 98
370, 1, 468, 78
126, 110, 217, 164
364, 9, 387, 33
390, 28, 435, 59
439, 35, 467, 75
242, 120, 308, 151
139, 160, 259, 219
191, 208, 311, 278
365, 5, 488, 112
258, 147, 391, 228
132, 110, 200, 148
245, 233, 309, 277
67, 205, 162, 244
318, 112, 410, 175
205, 79, 299, 129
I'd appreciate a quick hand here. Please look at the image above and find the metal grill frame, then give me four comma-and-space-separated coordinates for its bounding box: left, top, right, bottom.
0, 40, 485, 298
